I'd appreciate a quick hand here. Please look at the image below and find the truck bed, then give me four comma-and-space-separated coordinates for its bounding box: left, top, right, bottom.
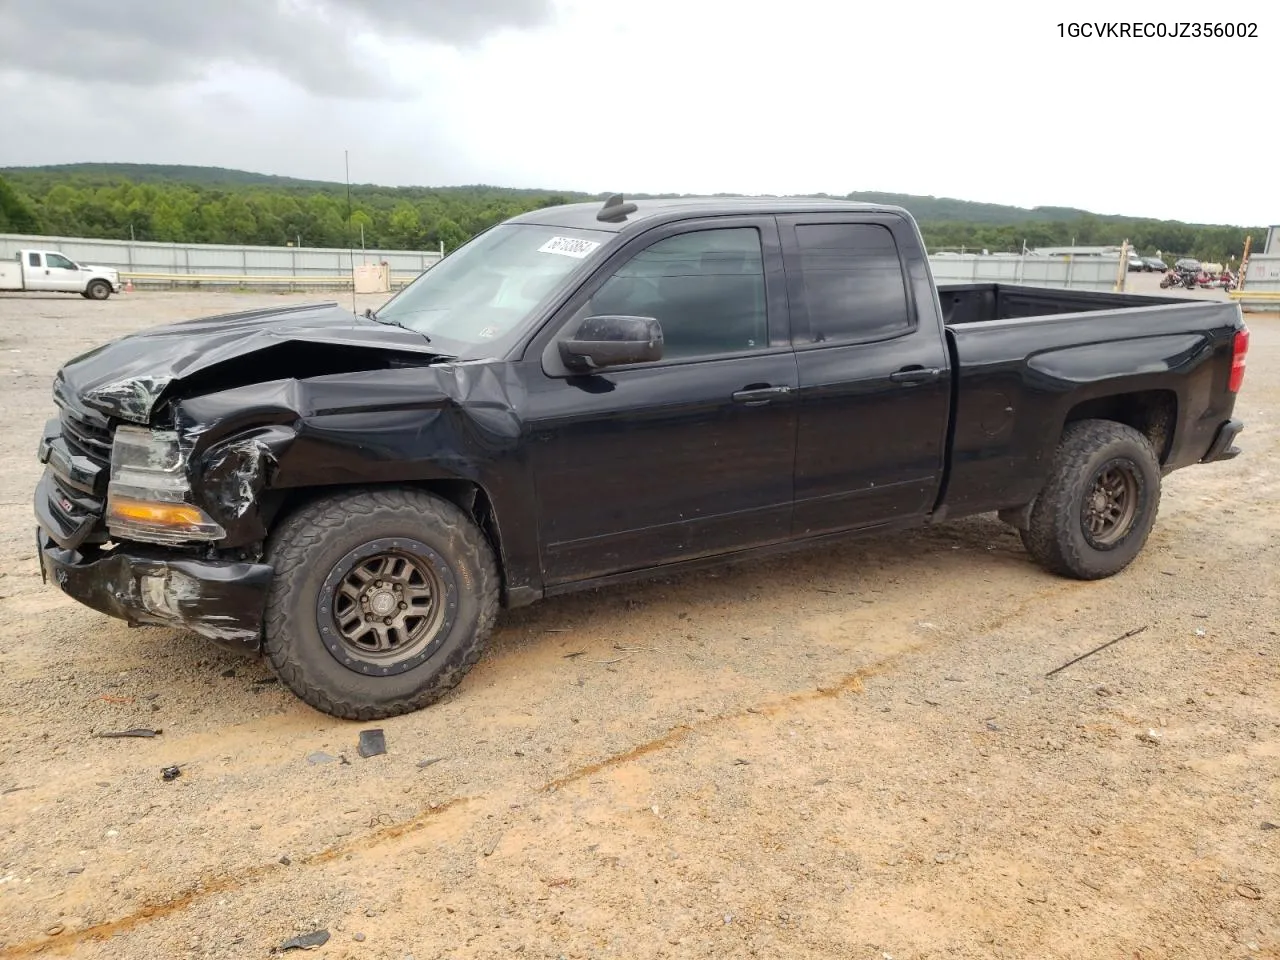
937, 287, 1244, 520
937, 282, 1184, 326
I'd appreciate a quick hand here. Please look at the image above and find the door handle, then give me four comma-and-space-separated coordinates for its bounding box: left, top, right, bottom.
889, 366, 944, 385
732, 385, 792, 405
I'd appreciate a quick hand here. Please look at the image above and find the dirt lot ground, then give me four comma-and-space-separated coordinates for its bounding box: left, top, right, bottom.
0, 281, 1276, 960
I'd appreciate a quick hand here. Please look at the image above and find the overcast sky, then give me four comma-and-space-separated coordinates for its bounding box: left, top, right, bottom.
0, 0, 1272, 225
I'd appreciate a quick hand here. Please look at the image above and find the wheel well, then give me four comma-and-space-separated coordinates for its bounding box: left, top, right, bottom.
266, 479, 506, 589
1063, 390, 1177, 463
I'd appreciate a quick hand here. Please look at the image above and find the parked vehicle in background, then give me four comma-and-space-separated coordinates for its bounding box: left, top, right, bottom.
0, 250, 121, 299
35, 196, 1249, 720
1175, 258, 1202, 274
1142, 256, 1167, 272
1126, 250, 1147, 271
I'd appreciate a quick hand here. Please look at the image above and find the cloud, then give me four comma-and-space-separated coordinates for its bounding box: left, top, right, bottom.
0, 0, 554, 98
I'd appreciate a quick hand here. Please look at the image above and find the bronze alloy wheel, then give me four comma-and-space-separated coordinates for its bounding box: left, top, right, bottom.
1081, 459, 1140, 548
316, 537, 458, 677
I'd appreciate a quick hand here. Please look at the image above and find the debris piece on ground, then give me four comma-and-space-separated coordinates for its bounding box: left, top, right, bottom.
357, 729, 387, 758
483, 833, 503, 856
274, 929, 331, 952
96, 728, 162, 738
307, 751, 337, 765
160, 765, 182, 781
1045, 625, 1148, 677
1261, 822, 1278, 831
279, 855, 292, 865
220, 667, 236, 678
1135, 729, 1162, 745
45, 924, 64, 936
353, 932, 366, 942
1235, 883, 1262, 900
416, 756, 443, 769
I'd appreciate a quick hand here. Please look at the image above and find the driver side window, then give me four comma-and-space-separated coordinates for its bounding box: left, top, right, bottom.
576, 228, 767, 361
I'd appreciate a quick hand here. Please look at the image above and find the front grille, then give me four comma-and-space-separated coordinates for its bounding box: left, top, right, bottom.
59, 404, 114, 463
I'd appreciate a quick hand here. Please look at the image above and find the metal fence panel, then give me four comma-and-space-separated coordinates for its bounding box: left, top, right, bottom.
0, 233, 444, 281
929, 254, 1121, 291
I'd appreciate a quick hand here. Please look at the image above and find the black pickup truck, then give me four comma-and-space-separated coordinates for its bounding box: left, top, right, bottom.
35, 196, 1249, 719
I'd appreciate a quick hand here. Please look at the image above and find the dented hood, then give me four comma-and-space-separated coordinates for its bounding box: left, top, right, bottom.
56, 301, 442, 423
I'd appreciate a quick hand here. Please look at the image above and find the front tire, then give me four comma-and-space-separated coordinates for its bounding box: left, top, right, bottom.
263, 487, 499, 720
85, 279, 111, 300
1023, 420, 1161, 580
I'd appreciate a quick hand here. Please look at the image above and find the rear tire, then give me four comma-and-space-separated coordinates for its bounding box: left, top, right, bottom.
86, 279, 111, 300
1023, 419, 1161, 580
263, 487, 500, 720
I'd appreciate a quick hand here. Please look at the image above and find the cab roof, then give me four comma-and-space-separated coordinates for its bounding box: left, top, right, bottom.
509, 196, 911, 235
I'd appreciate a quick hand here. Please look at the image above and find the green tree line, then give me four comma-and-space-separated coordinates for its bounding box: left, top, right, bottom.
0, 170, 1262, 264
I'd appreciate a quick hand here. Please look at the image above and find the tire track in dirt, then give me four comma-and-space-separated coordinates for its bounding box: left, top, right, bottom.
0, 579, 1089, 957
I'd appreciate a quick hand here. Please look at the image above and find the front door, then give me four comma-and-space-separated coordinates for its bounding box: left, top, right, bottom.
525, 217, 798, 585
42, 252, 84, 292
778, 214, 951, 537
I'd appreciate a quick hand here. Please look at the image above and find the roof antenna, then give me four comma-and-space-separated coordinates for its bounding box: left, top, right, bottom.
597, 193, 638, 223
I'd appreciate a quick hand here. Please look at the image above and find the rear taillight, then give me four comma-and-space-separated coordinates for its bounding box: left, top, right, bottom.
1229, 327, 1249, 393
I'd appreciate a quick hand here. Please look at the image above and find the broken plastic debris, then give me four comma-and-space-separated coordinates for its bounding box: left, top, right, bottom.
96, 728, 162, 738
161, 765, 182, 781
274, 929, 331, 952
416, 756, 443, 769
307, 751, 338, 765
357, 729, 386, 758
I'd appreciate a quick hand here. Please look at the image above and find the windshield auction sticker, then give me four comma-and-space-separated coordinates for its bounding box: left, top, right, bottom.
538, 236, 601, 259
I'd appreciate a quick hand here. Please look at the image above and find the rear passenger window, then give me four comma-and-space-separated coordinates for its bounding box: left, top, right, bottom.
28, 252, 41, 268
793, 223, 911, 344
579, 228, 767, 360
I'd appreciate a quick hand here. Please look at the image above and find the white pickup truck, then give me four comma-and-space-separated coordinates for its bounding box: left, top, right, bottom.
0, 249, 122, 300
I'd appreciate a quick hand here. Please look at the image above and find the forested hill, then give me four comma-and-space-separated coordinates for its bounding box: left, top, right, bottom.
0, 163, 1261, 262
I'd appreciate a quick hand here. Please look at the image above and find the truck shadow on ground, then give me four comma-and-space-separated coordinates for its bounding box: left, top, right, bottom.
488, 513, 1036, 653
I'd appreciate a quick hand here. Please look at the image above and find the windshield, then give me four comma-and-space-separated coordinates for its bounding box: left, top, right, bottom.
375, 223, 610, 349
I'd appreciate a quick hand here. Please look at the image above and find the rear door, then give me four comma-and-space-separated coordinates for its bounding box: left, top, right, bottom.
779, 214, 951, 537
524, 216, 799, 585
22, 251, 52, 291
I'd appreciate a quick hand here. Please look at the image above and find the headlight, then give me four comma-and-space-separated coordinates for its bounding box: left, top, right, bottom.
106, 426, 225, 544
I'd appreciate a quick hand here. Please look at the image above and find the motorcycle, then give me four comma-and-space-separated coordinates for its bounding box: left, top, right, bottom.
1159, 269, 1198, 289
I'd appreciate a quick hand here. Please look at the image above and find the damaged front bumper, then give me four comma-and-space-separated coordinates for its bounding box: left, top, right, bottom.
37, 530, 273, 652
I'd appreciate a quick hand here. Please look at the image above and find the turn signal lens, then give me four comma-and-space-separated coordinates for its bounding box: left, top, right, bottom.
106, 497, 226, 544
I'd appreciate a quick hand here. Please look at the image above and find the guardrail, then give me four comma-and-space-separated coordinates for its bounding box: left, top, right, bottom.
1229, 289, 1280, 312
